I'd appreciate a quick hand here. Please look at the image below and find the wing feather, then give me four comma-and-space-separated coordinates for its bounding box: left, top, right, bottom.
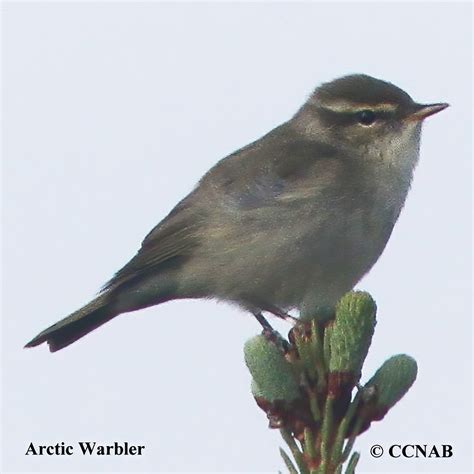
103, 199, 202, 290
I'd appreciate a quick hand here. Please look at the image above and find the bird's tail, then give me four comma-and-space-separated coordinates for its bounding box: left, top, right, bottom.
24, 292, 118, 352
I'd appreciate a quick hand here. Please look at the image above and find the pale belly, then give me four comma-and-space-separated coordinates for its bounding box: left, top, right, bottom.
178, 201, 397, 314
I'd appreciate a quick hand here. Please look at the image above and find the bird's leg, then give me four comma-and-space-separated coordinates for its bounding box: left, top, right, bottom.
253, 311, 274, 332
263, 304, 299, 325
252, 311, 290, 354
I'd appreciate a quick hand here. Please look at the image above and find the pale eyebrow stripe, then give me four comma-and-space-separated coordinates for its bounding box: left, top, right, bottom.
320, 101, 398, 113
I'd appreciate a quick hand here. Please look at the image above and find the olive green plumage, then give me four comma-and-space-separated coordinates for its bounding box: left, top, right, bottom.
25, 75, 447, 352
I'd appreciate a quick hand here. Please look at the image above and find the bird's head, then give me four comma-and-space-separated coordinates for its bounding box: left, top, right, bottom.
295, 74, 448, 163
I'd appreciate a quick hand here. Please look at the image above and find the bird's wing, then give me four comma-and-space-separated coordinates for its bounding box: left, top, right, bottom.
104, 125, 342, 290
203, 125, 342, 210
103, 195, 203, 291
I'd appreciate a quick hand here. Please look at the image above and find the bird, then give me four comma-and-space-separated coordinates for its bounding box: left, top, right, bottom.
25, 74, 448, 352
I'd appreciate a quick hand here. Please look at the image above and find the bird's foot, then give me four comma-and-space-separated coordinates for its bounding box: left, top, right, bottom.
253, 312, 290, 354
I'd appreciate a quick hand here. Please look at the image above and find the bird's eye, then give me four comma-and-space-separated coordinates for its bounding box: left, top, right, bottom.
356, 110, 376, 126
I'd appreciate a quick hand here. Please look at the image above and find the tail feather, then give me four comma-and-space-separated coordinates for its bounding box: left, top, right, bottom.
25, 293, 118, 352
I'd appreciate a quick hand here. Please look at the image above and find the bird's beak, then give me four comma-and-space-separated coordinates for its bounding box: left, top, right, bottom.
408, 102, 449, 121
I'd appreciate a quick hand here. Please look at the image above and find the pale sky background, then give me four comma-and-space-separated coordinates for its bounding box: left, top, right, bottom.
2, 2, 472, 473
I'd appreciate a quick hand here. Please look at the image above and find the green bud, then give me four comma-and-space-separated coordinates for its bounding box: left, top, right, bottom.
326, 292, 376, 394
244, 335, 300, 402
250, 379, 263, 399
364, 354, 417, 417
